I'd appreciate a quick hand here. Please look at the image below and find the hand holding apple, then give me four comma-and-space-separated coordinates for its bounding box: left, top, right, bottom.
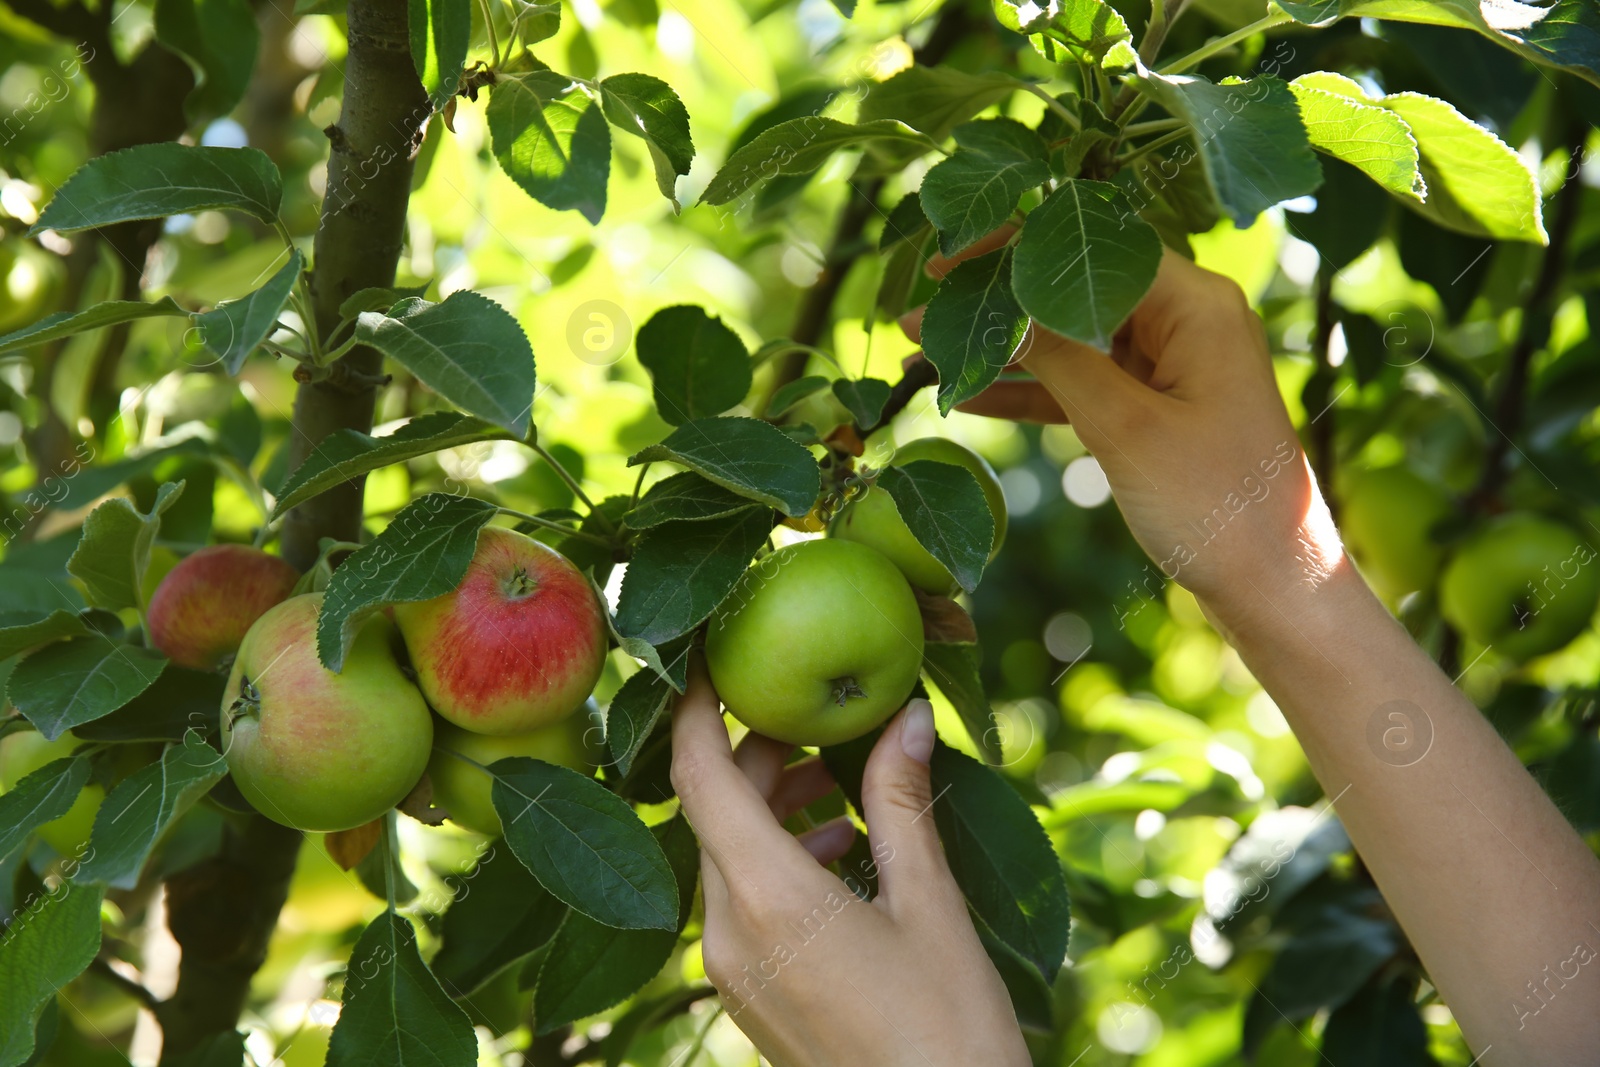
393, 527, 607, 735
705, 538, 924, 747
148, 544, 300, 670
220, 592, 433, 832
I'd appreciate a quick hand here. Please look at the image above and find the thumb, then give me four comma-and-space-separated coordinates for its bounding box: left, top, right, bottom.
859, 699, 963, 921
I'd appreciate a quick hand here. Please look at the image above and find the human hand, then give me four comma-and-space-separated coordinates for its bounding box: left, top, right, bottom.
902, 233, 1341, 629
670, 659, 1029, 1067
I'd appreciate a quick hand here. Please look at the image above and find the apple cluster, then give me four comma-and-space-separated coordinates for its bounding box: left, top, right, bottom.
705, 438, 1008, 746
140, 528, 608, 834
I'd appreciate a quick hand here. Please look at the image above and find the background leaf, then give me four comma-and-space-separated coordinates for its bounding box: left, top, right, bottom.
66, 481, 185, 614
7, 637, 167, 741
0, 755, 91, 864
0, 883, 102, 1067
628, 417, 820, 517
488, 71, 611, 223
432, 844, 566, 995
599, 73, 695, 208
0, 299, 188, 359
153, 0, 261, 121
409, 0, 470, 106
700, 117, 934, 206
197, 249, 300, 375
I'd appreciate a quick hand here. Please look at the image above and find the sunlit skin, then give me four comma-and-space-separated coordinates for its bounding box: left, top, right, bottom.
147, 544, 300, 670
680, 236, 1600, 1067
221, 593, 432, 832
393, 527, 606, 735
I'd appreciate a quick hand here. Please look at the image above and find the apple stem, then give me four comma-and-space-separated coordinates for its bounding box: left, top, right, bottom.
830, 677, 867, 706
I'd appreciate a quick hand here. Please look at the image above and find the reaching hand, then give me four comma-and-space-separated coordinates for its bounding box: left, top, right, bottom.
903, 234, 1340, 627
670, 659, 1029, 1067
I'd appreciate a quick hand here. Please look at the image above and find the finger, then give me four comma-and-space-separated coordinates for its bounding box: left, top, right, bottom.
731, 731, 793, 801
670, 657, 814, 872
953, 379, 1069, 424
769, 756, 837, 821
796, 816, 857, 866
858, 700, 965, 922
1017, 325, 1154, 448
925, 226, 1015, 280
898, 305, 924, 344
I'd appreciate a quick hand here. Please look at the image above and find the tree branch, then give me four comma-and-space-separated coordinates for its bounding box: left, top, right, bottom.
89, 956, 162, 1013
856, 353, 937, 438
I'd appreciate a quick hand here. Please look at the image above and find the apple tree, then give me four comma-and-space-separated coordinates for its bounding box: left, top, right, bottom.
0, 0, 1598, 1063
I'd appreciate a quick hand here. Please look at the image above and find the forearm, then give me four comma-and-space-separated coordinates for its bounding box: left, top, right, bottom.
1208, 554, 1600, 1062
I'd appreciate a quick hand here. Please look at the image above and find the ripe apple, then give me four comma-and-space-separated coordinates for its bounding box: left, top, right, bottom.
148, 544, 300, 670
1337, 465, 1453, 605
832, 437, 1007, 595
220, 593, 433, 832
1440, 514, 1600, 662
705, 538, 925, 746
0, 730, 102, 856
393, 527, 607, 735
428, 703, 602, 836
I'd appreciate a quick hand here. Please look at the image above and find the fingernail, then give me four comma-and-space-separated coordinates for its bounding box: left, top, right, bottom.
901, 699, 935, 764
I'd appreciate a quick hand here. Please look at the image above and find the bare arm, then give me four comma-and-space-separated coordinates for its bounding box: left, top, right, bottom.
932, 244, 1600, 1062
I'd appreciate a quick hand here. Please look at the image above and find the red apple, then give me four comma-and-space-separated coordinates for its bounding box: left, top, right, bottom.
220, 593, 433, 832
148, 544, 300, 670
392, 527, 607, 735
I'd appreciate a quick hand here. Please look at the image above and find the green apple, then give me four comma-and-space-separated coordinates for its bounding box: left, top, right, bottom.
221, 593, 434, 832
0, 730, 101, 856
705, 539, 925, 746
428, 703, 602, 836
1337, 465, 1453, 604
832, 437, 1006, 595
1440, 514, 1600, 662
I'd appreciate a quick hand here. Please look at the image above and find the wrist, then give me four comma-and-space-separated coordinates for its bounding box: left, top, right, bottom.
1199, 551, 1382, 655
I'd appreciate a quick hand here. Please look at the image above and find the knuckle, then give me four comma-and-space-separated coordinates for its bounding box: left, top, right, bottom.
668, 750, 707, 802
700, 930, 740, 989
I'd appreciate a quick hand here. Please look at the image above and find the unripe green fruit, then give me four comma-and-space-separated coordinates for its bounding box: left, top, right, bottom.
1439, 514, 1600, 663
1338, 465, 1453, 604
706, 539, 924, 747
427, 705, 602, 836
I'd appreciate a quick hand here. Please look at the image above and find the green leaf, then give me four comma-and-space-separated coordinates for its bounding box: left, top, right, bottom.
272, 411, 512, 520
0, 882, 102, 1067
338, 284, 428, 319
55, 435, 210, 511
316, 494, 497, 671
432, 843, 566, 995
67, 481, 186, 614
1276, 0, 1600, 89
1284, 155, 1389, 271
1255, 882, 1398, 1019
920, 247, 1028, 415
488, 71, 611, 223
602, 610, 693, 695
1131, 73, 1323, 226
921, 643, 1002, 764
355, 290, 537, 436
993, 0, 1131, 58
0, 298, 188, 358
531, 816, 698, 1032
0, 610, 105, 662
857, 66, 1022, 142
75, 732, 227, 889
325, 910, 477, 1067
1382, 90, 1545, 242
31, 144, 283, 235
0, 755, 91, 864
628, 417, 820, 517
764, 375, 831, 417
489, 757, 679, 930
599, 73, 695, 209
832, 377, 892, 427
919, 119, 1049, 255
879, 191, 930, 251
197, 249, 301, 375
700, 117, 936, 206
614, 508, 773, 646
605, 669, 674, 777
7, 636, 167, 741
409, 0, 470, 105
930, 745, 1070, 982
1288, 72, 1424, 200
875, 462, 992, 594
73, 665, 224, 744
635, 306, 752, 426
153, 0, 260, 121
1012, 179, 1162, 350
513, 0, 560, 44
623, 472, 760, 529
